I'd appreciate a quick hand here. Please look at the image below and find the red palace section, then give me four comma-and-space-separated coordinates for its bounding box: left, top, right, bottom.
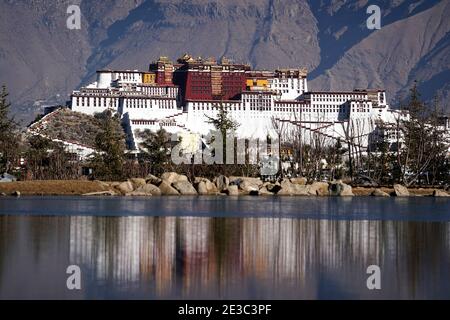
150, 54, 250, 103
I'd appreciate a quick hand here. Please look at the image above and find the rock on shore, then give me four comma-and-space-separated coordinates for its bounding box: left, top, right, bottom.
146, 174, 162, 186
82, 190, 117, 196
161, 172, 188, 185
371, 188, 390, 197
234, 177, 263, 195
214, 175, 229, 192
134, 183, 162, 196
172, 181, 197, 195
158, 181, 180, 195
328, 181, 354, 196
195, 177, 218, 195
277, 179, 310, 196
393, 184, 409, 196
290, 177, 307, 185
117, 181, 134, 194
308, 181, 329, 196
2, 174, 442, 198
433, 189, 449, 197
126, 191, 152, 196
129, 178, 146, 189
225, 185, 239, 196
258, 185, 274, 195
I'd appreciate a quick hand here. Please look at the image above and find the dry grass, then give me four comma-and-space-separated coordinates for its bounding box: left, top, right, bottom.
0, 180, 109, 195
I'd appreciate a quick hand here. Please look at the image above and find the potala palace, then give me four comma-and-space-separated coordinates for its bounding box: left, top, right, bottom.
70, 54, 406, 152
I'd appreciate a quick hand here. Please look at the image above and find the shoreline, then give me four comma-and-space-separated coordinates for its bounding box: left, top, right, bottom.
0, 179, 448, 197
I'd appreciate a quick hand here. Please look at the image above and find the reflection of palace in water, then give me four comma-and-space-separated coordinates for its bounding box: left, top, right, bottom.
68, 215, 450, 299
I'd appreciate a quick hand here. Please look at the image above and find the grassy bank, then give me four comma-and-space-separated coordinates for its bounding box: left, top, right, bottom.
0, 180, 109, 195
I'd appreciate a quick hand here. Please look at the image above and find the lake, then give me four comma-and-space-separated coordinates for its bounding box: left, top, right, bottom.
0, 196, 449, 299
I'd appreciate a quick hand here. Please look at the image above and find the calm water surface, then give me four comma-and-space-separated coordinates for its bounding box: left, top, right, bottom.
0, 196, 449, 299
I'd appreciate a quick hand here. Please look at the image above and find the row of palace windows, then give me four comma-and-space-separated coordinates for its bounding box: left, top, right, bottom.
125, 99, 175, 109
188, 104, 371, 115
250, 106, 270, 111
115, 73, 140, 81
132, 120, 156, 125
271, 79, 303, 88
249, 100, 270, 107
312, 95, 365, 102
272, 105, 352, 114
244, 96, 271, 102
191, 105, 241, 111
76, 96, 114, 107
141, 87, 165, 94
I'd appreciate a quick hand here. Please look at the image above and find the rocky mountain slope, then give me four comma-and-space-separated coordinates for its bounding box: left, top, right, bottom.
310, 0, 450, 105
0, 0, 449, 124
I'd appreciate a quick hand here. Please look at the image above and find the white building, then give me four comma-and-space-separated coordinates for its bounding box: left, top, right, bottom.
70, 63, 403, 155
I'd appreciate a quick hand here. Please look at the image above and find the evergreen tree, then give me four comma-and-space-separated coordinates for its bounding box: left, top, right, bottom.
25, 135, 76, 179
205, 103, 239, 163
90, 110, 126, 180
0, 85, 19, 173
137, 128, 171, 175
26, 135, 52, 179
407, 81, 426, 120
206, 103, 239, 137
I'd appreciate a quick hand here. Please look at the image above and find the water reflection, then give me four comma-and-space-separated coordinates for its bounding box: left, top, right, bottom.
1, 215, 449, 299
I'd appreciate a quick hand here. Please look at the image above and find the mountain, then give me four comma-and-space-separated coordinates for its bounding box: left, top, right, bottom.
310, 0, 450, 106
0, 0, 449, 125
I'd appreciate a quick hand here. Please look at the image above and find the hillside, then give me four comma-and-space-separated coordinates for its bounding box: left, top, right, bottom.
0, 0, 449, 124
27, 108, 120, 149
